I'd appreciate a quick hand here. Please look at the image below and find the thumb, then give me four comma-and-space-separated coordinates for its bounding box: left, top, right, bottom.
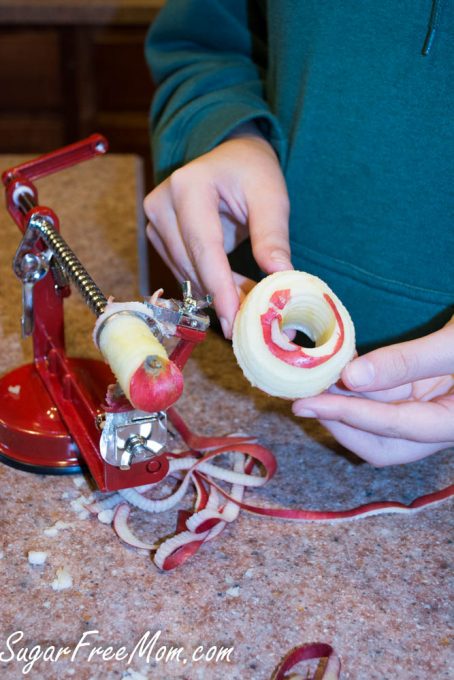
247, 185, 292, 274
342, 316, 454, 391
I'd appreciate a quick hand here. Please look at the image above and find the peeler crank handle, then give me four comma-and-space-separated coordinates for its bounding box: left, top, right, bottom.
1, 134, 108, 186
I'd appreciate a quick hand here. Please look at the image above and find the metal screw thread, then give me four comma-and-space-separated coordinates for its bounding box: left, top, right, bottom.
31, 216, 107, 317
125, 434, 149, 457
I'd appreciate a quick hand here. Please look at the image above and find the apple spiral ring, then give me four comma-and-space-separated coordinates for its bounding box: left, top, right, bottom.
232, 271, 355, 399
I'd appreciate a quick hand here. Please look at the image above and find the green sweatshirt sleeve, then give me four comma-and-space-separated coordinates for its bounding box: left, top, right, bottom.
145, 0, 286, 183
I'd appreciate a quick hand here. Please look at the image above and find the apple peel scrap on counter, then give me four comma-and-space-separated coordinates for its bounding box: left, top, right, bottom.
85, 408, 454, 571
83, 407, 452, 680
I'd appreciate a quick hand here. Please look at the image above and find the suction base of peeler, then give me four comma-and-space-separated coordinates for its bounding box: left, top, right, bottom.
0, 358, 112, 474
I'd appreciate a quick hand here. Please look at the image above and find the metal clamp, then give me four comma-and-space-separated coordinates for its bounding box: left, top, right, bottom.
99, 409, 167, 469
121, 434, 150, 470
13, 248, 50, 336
144, 280, 212, 333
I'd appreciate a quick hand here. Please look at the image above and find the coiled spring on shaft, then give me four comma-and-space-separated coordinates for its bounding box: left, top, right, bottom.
29, 215, 108, 317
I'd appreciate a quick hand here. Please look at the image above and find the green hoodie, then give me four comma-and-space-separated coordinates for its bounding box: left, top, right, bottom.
145, 0, 453, 351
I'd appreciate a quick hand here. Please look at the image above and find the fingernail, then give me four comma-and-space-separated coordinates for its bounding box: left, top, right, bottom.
293, 407, 318, 418
344, 357, 375, 388
219, 317, 231, 339
270, 250, 291, 269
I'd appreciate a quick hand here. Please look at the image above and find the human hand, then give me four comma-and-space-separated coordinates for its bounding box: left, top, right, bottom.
144, 128, 291, 338
292, 318, 454, 466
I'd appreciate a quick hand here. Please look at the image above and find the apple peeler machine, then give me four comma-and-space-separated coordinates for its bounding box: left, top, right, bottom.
0, 134, 211, 492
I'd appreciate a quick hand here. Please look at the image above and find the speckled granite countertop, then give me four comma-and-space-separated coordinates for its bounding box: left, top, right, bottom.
0, 154, 452, 680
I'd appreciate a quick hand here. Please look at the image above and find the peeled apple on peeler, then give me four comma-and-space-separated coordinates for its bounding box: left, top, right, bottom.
95, 303, 183, 412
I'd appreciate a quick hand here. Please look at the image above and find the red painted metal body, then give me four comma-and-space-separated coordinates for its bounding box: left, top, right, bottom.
0, 135, 206, 491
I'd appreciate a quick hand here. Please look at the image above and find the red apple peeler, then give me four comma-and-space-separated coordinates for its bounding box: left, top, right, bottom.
0, 134, 211, 492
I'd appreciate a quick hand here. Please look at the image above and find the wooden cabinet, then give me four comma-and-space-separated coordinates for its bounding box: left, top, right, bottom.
0, 2, 163, 172
0, 28, 64, 149
0, 1, 181, 296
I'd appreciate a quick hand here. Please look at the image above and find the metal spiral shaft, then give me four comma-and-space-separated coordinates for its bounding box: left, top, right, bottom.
29, 215, 108, 317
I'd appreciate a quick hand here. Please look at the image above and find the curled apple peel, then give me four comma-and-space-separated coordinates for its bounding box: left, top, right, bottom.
232, 271, 356, 399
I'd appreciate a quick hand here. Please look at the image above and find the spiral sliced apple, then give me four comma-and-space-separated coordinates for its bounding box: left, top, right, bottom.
232, 271, 356, 399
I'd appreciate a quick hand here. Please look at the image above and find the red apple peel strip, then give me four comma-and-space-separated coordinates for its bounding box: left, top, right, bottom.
91, 409, 452, 679
270, 642, 341, 680
96, 408, 453, 565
